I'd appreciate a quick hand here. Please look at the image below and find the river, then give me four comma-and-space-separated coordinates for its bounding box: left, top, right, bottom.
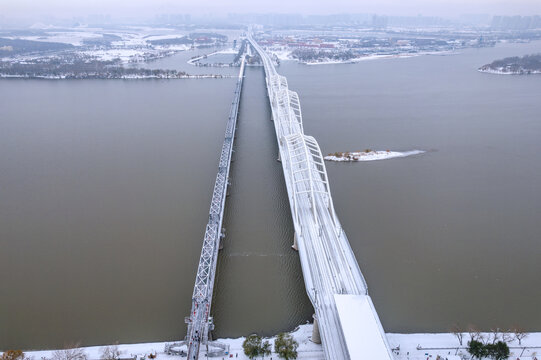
0, 40, 540, 350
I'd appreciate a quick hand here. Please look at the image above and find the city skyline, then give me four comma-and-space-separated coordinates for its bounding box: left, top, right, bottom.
1, 0, 541, 20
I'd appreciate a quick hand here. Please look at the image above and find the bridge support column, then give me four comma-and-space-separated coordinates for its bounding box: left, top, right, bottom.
277, 151, 281, 162
219, 229, 226, 250
311, 314, 321, 344
291, 232, 298, 251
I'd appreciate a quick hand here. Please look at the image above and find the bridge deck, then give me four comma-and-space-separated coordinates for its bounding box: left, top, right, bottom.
247, 33, 394, 360
184, 55, 246, 360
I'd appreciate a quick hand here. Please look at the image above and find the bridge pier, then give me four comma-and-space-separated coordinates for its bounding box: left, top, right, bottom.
219, 229, 226, 250
291, 232, 298, 251
311, 314, 321, 344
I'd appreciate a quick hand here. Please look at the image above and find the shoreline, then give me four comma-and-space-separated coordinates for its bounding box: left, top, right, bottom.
0, 74, 233, 79
478, 68, 541, 75
9, 324, 541, 360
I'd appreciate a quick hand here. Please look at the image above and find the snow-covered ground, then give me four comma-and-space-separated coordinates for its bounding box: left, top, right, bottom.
79, 49, 151, 62
388, 332, 541, 360
10, 31, 103, 46
267, 48, 294, 61
1, 26, 204, 65
217, 48, 238, 55
9, 325, 541, 360
325, 150, 425, 162
14, 324, 324, 360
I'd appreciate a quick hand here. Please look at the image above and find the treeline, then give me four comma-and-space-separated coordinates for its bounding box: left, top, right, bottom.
189, 32, 228, 42
0, 60, 190, 79
490, 53, 541, 70
148, 37, 193, 46
82, 34, 122, 47
0, 38, 73, 56
148, 33, 227, 47
291, 48, 357, 62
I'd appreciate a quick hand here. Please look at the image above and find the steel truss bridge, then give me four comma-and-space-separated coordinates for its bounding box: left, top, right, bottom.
247, 33, 394, 359
166, 56, 246, 360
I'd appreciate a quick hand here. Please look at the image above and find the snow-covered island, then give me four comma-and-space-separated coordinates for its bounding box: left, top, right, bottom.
479, 53, 541, 74
325, 149, 425, 162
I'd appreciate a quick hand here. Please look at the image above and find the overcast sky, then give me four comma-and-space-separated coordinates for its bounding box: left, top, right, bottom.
1, 0, 540, 19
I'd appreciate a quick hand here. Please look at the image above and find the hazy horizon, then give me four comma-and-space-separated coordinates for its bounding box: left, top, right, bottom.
1, 0, 541, 24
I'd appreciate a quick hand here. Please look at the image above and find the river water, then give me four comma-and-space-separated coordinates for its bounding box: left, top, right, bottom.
1, 40, 540, 350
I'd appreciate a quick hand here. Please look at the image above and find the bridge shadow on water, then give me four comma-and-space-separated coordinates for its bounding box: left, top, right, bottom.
211, 66, 313, 339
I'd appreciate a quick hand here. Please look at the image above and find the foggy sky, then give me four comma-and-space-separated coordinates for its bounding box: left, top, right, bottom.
1, 0, 540, 19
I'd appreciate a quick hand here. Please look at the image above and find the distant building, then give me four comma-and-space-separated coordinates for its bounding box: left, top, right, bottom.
372, 15, 388, 29
491, 15, 541, 30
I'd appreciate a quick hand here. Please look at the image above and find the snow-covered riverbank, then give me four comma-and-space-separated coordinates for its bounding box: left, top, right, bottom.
478, 67, 541, 75
0, 74, 232, 79
9, 324, 541, 360
388, 332, 541, 360
9, 325, 325, 360
325, 150, 425, 162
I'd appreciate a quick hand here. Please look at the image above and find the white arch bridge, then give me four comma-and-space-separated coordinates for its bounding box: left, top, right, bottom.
247, 32, 395, 360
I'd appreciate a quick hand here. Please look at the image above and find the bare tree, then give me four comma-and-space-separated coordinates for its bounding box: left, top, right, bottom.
100, 344, 121, 360
451, 324, 464, 346
52, 344, 87, 360
513, 326, 528, 346
467, 324, 483, 343
489, 328, 502, 344
502, 331, 515, 343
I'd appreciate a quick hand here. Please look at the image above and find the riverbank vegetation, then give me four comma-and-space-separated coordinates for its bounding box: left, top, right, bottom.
479, 53, 541, 74
241, 332, 298, 360
0, 60, 230, 79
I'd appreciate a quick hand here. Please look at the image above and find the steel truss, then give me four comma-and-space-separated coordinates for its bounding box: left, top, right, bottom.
182, 56, 246, 360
